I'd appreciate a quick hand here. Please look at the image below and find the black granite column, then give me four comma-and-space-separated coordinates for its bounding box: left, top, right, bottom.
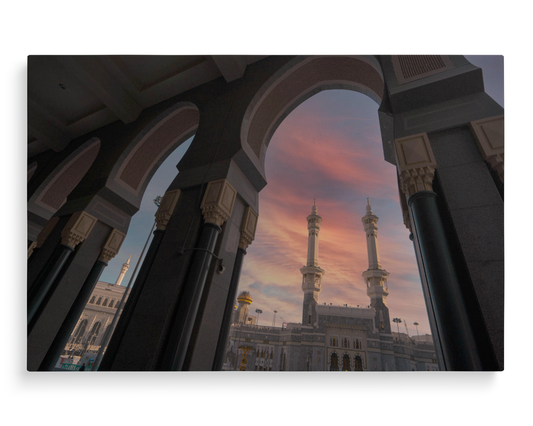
28, 243, 75, 333
38, 259, 107, 371
98, 228, 164, 371
212, 246, 246, 371
408, 190, 499, 370
165, 222, 222, 371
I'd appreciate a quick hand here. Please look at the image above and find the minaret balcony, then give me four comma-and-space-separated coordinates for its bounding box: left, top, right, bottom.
362, 269, 389, 280
300, 265, 325, 276
367, 285, 389, 299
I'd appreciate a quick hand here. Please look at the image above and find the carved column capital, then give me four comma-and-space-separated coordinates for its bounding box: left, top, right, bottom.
469, 115, 504, 182
60, 211, 98, 249
396, 178, 412, 233
200, 179, 237, 227
239, 206, 258, 251
394, 132, 437, 197
98, 228, 126, 263
155, 189, 181, 231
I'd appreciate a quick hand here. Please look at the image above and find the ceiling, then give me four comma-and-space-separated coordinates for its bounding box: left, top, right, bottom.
28, 55, 266, 158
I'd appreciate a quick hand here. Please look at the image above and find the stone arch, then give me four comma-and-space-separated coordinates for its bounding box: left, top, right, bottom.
240, 55, 384, 173
28, 138, 101, 221
105, 102, 200, 209
354, 355, 363, 371
342, 353, 351, 371
330, 351, 339, 371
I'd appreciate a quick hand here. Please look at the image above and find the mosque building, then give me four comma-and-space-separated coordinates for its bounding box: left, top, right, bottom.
57, 256, 131, 369
223, 200, 439, 371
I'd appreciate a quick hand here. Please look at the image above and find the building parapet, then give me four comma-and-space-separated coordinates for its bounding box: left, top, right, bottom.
316, 304, 375, 318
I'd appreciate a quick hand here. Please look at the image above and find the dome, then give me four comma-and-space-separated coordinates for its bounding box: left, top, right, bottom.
237, 291, 252, 304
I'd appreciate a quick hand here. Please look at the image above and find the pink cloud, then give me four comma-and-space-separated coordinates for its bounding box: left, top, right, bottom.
238, 91, 433, 336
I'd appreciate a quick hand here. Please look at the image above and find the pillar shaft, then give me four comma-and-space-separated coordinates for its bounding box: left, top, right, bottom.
212, 246, 246, 371
27, 244, 74, 333
38, 259, 107, 370
99, 229, 164, 371
166, 222, 222, 370
408, 190, 498, 370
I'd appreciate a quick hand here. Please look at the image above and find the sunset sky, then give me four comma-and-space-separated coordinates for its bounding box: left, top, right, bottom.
100, 55, 504, 338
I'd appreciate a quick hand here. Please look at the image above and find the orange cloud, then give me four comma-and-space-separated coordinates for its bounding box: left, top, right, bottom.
237, 91, 433, 336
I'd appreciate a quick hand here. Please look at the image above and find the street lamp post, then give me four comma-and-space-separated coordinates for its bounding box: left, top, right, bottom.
253, 308, 262, 369
413, 322, 420, 341
393, 318, 402, 341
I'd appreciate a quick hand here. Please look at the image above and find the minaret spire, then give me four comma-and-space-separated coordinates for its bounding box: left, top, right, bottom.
300, 200, 325, 326
361, 200, 391, 333
115, 255, 131, 287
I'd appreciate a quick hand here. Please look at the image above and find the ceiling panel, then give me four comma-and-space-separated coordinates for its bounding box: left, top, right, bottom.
28, 56, 107, 126
111, 55, 207, 91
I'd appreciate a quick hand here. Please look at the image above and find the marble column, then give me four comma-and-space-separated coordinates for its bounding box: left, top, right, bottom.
99, 189, 181, 371
395, 132, 498, 370
28, 211, 97, 332
166, 179, 237, 371
37, 228, 125, 370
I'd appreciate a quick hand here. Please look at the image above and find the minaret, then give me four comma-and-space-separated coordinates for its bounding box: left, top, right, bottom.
115, 255, 131, 287
361, 200, 391, 334
300, 200, 325, 326
233, 291, 253, 324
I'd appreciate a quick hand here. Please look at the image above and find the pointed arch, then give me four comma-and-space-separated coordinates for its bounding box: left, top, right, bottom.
73, 319, 88, 344
28, 138, 101, 220
240, 56, 384, 172
106, 102, 199, 209
330, 352, 339, 371
342, 354, 351, 371
354, 355, 363, 371
88, 322, 102, 345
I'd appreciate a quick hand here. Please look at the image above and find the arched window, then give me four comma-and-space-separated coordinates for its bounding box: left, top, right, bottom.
343, 337, 348, 348
330, 353, 339, 371
342, 354, 351, 371
96, 297, 102, 305
354, 355, 363, 371
89, 296, 96, 304
87, 322, 101, 345
102, 298, 108, 307
73, 319, 88, 344
108, 300, 114, 308
330, 336, 337, 347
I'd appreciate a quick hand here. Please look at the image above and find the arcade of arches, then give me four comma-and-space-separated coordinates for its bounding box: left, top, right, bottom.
27, 55, 504, 371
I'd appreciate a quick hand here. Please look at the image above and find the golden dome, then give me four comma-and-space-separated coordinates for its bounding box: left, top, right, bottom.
237, 291, 252, 305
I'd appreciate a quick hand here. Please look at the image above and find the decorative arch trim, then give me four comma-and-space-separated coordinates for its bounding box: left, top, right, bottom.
241, 56, 384, 167
28, 138, 101, 219
110, 103, 199, 201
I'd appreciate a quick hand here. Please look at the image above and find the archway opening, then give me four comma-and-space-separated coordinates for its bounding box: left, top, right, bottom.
57, 119, 197, 368
232, 88, 433, 370
342, 354, 351, 371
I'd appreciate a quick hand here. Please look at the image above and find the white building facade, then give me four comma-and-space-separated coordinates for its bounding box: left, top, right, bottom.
224, 201, 438, 371
62, 257, 131, 359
